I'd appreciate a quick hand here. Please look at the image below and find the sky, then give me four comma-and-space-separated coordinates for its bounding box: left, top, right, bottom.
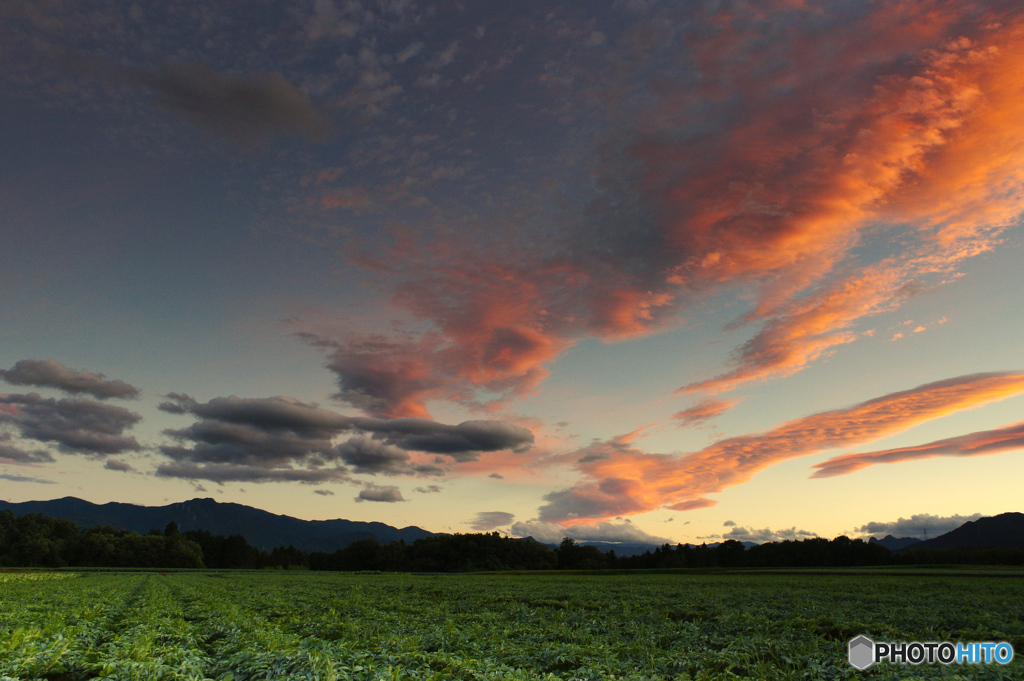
3, 0, 1024, 547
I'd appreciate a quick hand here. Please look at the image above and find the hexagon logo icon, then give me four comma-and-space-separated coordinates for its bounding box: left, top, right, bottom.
848, 635, 875, 670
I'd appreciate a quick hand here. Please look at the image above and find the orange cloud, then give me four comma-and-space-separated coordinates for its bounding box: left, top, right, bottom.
309, 247, 583, 417
680, 264, 905, 393
541, 371, 1024, 524
677, 14, 1024, 394
813, 419, 1024, 478
673, 398, 738, 427
308, 3, 1024, 418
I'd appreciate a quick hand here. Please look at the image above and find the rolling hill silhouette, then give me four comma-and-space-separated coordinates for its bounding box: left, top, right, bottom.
902, 512, 1024, 551
0, 496, 435, 553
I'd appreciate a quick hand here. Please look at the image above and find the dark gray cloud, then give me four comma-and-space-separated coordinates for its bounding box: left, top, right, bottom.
510, 520, 670, 545
488, 472, 504, 479
155, 461, 349, 485
314, 489, 335, 496
72, 59, 334, 147
335, 435, 412, 474
355, 484, 406, 503
157, 402, 189, 415
469, 511, 515, 531
0, 393, 142, 456
335, 435, 447, 477
0, 359, 140, 400
362, 419, 533, 461
854, 513, 983, 540
141, 63, 333, 145
0, 435, 55, 464
161, 421, 336, 466
156, 396, 347, 483
156, 395, 532, 484
103, 459, 134, 472
165, 394, 347, 436
414, 484, 443, 493
0, 473, 57, 484
719, 526, 817, 544
157, 393, 196, 414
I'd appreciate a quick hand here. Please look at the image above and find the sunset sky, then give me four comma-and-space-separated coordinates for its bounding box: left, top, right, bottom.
3, 0, 1024, 547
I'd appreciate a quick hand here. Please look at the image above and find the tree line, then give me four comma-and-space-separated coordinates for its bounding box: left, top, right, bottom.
610, 537, 891, 569
3, 510, 1022, 570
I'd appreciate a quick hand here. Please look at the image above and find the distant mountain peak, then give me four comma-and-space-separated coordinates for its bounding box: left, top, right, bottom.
868, 535, 922, 551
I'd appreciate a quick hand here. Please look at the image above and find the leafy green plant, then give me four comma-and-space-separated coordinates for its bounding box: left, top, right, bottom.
1, 571, 1021, 680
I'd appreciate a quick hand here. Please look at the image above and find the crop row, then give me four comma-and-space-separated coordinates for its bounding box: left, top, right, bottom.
0, 573, 80, 584
1, 571, 1021, 680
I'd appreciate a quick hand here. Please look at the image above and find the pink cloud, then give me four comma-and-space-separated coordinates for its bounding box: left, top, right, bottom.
541, 371, 1024, 524
813, 419, 1024, 478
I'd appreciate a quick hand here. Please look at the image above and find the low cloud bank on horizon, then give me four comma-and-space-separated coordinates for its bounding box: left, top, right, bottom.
3, 359, 1023, 542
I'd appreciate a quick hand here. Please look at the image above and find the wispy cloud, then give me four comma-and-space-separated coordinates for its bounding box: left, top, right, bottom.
813, 420, 1024, 478
0, 473, 57, 484
155, 462, 350, 485
539, 372, 1024, 524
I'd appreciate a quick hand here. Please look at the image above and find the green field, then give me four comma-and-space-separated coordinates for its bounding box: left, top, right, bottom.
1, 571, 1021, 680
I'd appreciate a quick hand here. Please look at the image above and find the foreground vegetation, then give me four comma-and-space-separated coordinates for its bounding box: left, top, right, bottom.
1, 570, 1021, 680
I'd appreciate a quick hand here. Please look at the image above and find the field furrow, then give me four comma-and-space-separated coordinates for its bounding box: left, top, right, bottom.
1, 571, 1021, 681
